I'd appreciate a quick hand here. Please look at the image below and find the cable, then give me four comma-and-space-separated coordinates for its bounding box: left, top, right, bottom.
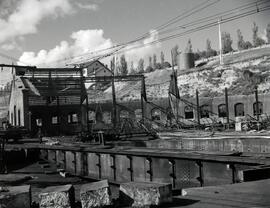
90, 5, 270, 61
158, 0, 270, 36
47, 0, 221, 66
59, 0, 268, 65
66, 0, 270, 65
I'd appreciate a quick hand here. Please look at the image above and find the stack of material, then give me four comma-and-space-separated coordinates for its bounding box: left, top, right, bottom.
39, 184, 75, 208
120, 182, 172, 207
80, 180, 111, 208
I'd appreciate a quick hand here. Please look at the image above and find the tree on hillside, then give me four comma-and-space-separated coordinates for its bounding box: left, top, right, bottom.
237, 29, 252, 50
145, 66, 154, 73
205, 39, 217, 58
266, 23, 270, 44
160, 51, 165, 67
252, 22, 265, 47
244, 41, 253, 49
129, 61, 136, 75
185, 39, 193, 53
137, 59, 144, 74
153, 54, 157, 69
221, 32, 233, 53
119, 54, 128, 75
148, 56, 152, 68
171, 45, 179, 66
237, 29, 245, 50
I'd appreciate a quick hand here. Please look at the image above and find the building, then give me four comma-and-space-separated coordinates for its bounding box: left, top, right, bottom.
8, 67, 87, 136
80, 60, 112, 77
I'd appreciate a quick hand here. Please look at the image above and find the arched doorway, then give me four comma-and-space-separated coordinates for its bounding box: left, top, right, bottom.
234, 103, 245, 117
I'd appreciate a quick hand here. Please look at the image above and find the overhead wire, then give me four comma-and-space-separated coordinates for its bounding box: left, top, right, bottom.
79, 3, 270, 62
47, 0, 222, 66
63, 0, 269, 65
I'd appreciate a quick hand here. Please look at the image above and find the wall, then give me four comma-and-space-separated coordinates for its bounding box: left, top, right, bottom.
8, 77, 28, 127
29, 105, 84, 136
88, 93, 270, 126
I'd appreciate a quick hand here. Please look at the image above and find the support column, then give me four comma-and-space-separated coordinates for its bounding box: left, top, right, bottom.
86, 93, 90, 132
225, 88, 230, 128
112, 77, 117, 128
196, 89, 200, 126
111, 57, 117, 128
141, 76, 146, 124
255, 86, 260, 130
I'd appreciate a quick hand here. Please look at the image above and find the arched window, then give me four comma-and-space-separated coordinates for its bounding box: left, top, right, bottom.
88, 111, 96, 123
135, 109, 142, 120
253, 102, 263, 116
120, 110, 129, 119
200, 105, 210, 118
95, 111, 103, 122
103, 112, 111, 124
184, 106, 194, 119
218, 104, 227, 118
151, 108, 161, 121
18, 109, 21, 126
235, 103, 245, 117
14, 105, 17, 126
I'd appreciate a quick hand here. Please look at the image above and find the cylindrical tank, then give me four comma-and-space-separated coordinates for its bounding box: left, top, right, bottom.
177, 53, 195, 70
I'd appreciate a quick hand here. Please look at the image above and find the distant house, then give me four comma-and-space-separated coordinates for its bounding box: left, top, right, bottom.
80, 60, 112, 77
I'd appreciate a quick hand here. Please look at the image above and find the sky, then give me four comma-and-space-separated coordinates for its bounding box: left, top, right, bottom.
0, 0, 270, 85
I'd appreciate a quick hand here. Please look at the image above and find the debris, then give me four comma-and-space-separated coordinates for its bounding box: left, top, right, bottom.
80, 180, 111, 208
120, 182, 172, 207
39, 184, 75, 208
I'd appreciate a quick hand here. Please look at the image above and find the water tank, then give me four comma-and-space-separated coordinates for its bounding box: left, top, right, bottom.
177, 53, 195, 70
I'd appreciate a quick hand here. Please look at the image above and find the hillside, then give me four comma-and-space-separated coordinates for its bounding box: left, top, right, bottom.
88, 45, 270, 102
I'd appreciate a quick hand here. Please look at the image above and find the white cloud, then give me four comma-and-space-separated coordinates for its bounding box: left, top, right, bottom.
0, 0, 73, 44
19, 29, 161, 69
76, 3, 99, 11
19, 29, 113, 67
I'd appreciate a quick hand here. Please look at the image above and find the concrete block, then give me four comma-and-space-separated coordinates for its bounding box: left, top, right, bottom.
80, 180, 111, 208
120, 182, 172, 207
0, 185, 31, 208
39, 184, 75, 208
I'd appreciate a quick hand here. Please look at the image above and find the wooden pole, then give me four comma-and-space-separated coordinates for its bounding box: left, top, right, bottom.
111, 57, 117, 128
225, 88, 230, 128
196, 89, 200, 127
141, 77, 145, 124
255, 86, 260, 130
80, 68, 84, 132
218, 18, 223, 65
86, 93, 90, 132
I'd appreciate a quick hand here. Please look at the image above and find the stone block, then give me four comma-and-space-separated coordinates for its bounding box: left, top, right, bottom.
80, 180, 111, 208
39, 184, 75, 208
120, 182, 172, 207
0, 185, 31, 208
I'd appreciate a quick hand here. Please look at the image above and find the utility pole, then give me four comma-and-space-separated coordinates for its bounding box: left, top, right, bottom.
255, 86, 260, 130
196, 89, 200, 127
111, 56, 117, 128
225, 88, 229, 129
218, 18, 223, 65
